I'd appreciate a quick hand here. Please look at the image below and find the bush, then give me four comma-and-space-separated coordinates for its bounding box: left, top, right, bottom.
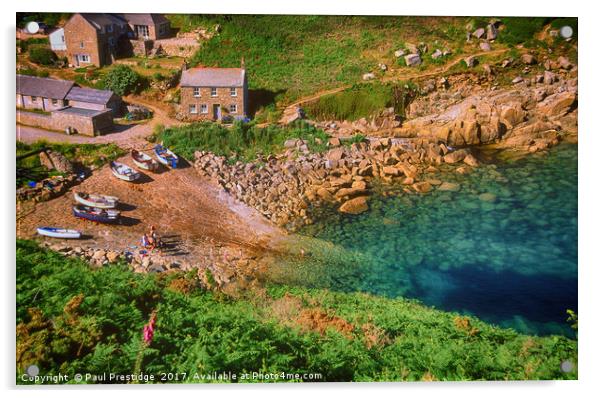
28, 46, 57, 66
497, 17, 547, 46
15, 239, 578, 383
102, 65, 143, 96
152, 72, 165, 82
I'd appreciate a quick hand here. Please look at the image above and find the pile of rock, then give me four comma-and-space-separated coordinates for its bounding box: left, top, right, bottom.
194, 137, 479, 229
17, 174, 79, 202
315, 107, 401, 136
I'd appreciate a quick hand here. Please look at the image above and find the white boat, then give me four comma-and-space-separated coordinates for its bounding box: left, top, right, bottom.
154, 144, 179, 168
131, 149, 159, 171
110, 161, 140, 182
37, 227, 81, 239
74, 191, 119, 209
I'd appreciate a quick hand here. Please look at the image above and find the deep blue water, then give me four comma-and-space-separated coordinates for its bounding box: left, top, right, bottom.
269, 144, 578, 337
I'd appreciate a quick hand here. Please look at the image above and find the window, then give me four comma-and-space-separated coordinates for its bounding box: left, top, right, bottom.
200, 104, 208, 114
189, 104, 197, 114
211, 88, 217, 97
61, 35, 65, 43
79, 55, 90, 63
51, 99, 58, 105
136, 25, 150, 38
106, 24, 113, 33
31, 96, 37, 102
229, 104, 238, 113
230, 87, 237, 97
193, 87, 200, 97
80, 41, 84, 48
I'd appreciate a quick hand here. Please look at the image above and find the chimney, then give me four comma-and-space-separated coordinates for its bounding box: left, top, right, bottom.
240, 56, 245, 69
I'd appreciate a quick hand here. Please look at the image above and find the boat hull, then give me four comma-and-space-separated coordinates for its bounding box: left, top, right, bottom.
154, 145, 178, 168
74, 192, 118, 209
37, 227, 81, 239
73, 206, 120, 223
132, 150, 158, 171
110, 162, 140, 182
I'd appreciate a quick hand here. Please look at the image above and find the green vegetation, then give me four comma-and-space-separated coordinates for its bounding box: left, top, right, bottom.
498, 18, 548, 47
16, 13, 70, 28
102, 65, 145, 96
16, 141, 125, 187
305, 82, 418, 121
17, 37, 49, 53
180, 15, 468, 106
155, 121, 330, 162
16, 239, 577, 383
28, 46, 57, 66
17, 68, 50, 78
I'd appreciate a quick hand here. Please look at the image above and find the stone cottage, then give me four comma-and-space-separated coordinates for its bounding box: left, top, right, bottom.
16, 74, 120, 136
62, 13, 172, 67
180, 67, 248, 121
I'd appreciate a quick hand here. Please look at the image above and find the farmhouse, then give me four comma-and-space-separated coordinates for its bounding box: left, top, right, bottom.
61, 13, 172, 67
180, 67, 248, 121
16, 74, 120, 136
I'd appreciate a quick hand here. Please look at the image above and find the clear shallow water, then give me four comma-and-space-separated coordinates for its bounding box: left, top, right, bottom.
269, 144, 578, 337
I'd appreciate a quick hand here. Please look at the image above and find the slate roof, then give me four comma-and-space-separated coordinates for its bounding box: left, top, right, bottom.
121, 13, 170, 26
181, 68, 246, 87
16, 75, 74, 99
55, 107, 110, 117
66, 87, 116, 105
80, 13, 127, 30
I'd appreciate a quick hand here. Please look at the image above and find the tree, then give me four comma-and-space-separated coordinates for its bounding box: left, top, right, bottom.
102, 65, 143, 96
28, 46, 57, 66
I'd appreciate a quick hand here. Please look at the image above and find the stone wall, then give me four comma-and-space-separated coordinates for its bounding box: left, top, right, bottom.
17, 109, 114, 136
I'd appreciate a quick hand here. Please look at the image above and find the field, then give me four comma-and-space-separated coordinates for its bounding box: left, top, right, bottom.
16, 239, 577, 383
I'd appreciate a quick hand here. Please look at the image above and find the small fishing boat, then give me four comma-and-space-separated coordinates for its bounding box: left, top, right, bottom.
73, 205, 120, 223
131, 149, 159, 171
74, 191, 119, 209
110, 161, 140, 182
37, 227, 81, 239
154, 144, 178, 168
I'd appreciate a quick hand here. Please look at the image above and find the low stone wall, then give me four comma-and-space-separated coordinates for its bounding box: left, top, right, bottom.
17, 110, 54, 130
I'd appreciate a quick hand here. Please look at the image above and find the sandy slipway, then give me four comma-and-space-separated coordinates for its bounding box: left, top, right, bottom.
17, 155, 286, 285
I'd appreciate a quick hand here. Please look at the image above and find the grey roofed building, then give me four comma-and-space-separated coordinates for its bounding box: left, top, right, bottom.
16, 75, 74, 99
66, 87, 116, 105
180, 67, 246, 87
120, 13, 170, 26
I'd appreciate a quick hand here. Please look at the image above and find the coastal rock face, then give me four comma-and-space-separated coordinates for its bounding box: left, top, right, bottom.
397, 74, 577, 151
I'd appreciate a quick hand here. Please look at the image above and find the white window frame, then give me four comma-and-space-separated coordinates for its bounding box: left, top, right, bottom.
189, 104, 198, 114
230, 87, 237, 97
229, 104, 238, 113
200, 104, 208, 114
80, 54, 90, 63
210, 87, 217, 97
193, 87, 201, 97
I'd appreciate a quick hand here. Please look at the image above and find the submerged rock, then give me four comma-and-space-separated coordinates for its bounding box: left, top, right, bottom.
339, 196, 369, 214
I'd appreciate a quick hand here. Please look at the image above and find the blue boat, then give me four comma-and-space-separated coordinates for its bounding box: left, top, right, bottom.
73, 205, 120, 223
37, 227, 81, 239
154, 144, 178, 168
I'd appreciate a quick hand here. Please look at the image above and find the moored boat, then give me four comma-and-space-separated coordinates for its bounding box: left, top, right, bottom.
110, 161, 140, 182
154, 144, 178, 168
131, 149, 159, 171
74, 191, 119, 209
72, 205, 120, 223
37, 227, 82, 239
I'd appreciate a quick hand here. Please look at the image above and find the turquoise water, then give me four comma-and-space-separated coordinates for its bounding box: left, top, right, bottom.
270, 144, 578, 337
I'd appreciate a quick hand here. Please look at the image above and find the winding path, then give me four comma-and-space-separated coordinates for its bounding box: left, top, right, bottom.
279, 48, 509, 123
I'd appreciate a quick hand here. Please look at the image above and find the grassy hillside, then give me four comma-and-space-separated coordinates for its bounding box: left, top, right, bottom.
16, 239, 577, 383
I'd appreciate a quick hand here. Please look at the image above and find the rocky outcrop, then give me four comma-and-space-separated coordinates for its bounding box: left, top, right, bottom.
16, 174, 80, 202
194, 137, 477, 230
396, 74, 577, 151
